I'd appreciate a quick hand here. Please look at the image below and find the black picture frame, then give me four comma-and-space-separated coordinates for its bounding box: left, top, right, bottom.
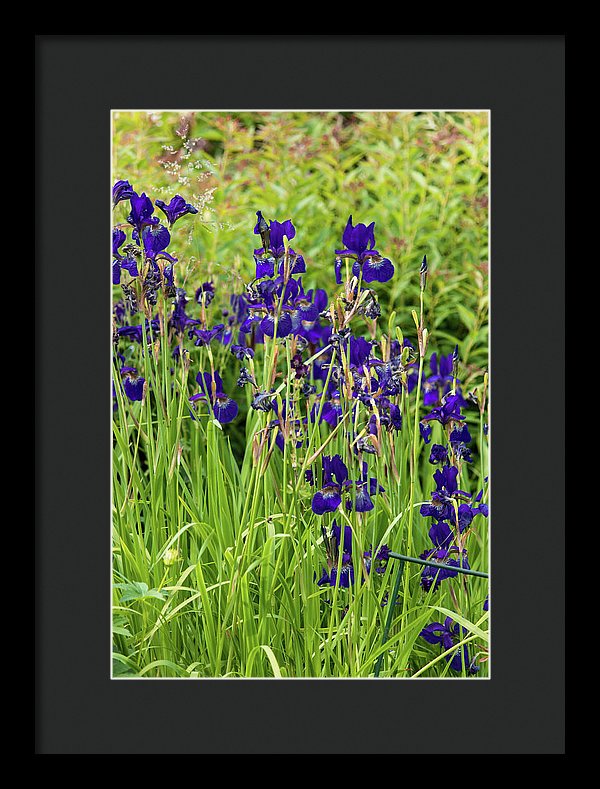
35, 35, 565, 754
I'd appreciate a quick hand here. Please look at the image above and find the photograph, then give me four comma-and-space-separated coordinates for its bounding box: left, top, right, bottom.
111, 110, 490, 679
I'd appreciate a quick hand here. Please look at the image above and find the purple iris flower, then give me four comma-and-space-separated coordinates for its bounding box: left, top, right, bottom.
387, 402, 403, 431
219, 319, 237, 349
269, 217, 296, 256
237, 217, 327, 350
260, 311, 293, 339
116, 325, 143, 344
450, 425, 471, 445
376, 544, 390, 561
190, 371, 238, 424
429, 444, 449, 465
189, 324, 225, 347
419, 547, 470, 591
320, 390, 343, 427
429, 351, 453, 382
310, 287, 328, 314
113, 179, 136, 207
427, 505, 474, 547
113, 255, 141, 288
280, 255, 306, 277
279, 276, 300, 307
136, 224, 172, 260
450, 424, 473, 462
347, 336, 372, 370
431, 465, 470, 502
289, 282, 324, 332
116, 317, 160, 345
368, 359, 400, 396
348, 478, 374, 512
419, 464, 472, 526
251, 279, 278, 304
155, 195, 198, 226
254, 216, 295, 259
331, 521, 353, 552
121, 257, 140, 279
346, 462, 385, 512
254, 255, 276, 280
120, 366, 145, 402
304, 320, 332, 351
253, 214, 305, 278
311, 455, 349, 515
316, 557, 354, 589
421, 392, 465, 426
230, 344, 254, 361
240, 279, 295, 339
336, 215, 373, 259
420, 617, 479, 674
335, 215, 394, 283
420, 423, 432, 444
127, 192, 159, 234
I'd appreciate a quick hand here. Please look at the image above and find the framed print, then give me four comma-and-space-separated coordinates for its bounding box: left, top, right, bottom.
36, 35, 565, 754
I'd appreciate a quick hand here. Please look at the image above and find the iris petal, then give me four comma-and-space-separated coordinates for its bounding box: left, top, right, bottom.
311, 488, 341, 515
213, 396, 238, 424
362, 257, 394, 283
